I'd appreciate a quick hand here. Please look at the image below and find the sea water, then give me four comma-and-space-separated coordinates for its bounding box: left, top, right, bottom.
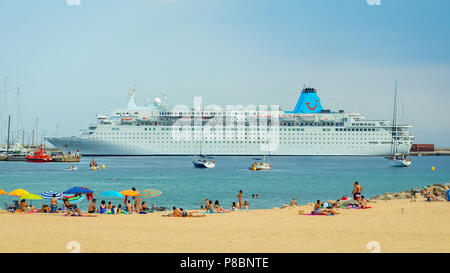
0, 156, 448, 211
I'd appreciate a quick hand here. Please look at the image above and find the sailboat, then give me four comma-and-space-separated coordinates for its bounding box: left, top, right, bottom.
387, 81, 412, 167
249, 141, 271, 171
192, 140, 215, 168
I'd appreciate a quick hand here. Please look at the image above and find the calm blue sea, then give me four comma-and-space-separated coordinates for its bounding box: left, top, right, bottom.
0, 156, 448, 211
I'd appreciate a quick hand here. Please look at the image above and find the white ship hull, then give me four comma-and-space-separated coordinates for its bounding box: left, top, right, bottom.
47, 126, 412, 156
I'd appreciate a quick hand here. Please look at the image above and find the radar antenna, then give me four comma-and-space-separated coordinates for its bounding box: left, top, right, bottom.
127, 83, 138, 108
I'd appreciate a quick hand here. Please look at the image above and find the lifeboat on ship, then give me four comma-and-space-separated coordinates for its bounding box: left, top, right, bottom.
25, 147, 54, 162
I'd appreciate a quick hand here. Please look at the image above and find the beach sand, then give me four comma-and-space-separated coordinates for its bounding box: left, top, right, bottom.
0, 198, 449, 253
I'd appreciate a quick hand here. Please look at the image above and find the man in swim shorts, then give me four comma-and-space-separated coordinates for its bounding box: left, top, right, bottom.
353, 181, 363, 201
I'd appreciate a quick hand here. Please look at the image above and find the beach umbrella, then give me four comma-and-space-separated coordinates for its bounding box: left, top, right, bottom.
63, 187, 94, 194
9, 188, 29, 197
68, 195, 85, 204
63, 187, 94, 201
0, 189, 7, 195
138, 189, 162, 199
100, 190, 124, 197
120, 190, 139, 197
120, 190, 139, 205
20, 193, 43, 200
40, 190, 62, 199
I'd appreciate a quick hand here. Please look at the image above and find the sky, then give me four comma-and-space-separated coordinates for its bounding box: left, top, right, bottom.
0, 0, 449, 146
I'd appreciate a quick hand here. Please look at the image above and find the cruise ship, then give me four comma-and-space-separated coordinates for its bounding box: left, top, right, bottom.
46, 86, 414, 156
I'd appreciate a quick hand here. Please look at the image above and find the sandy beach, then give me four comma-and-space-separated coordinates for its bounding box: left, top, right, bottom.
1, 198, 449, 253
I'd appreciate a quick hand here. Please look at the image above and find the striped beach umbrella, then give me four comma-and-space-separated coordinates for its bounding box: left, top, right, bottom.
138, 189, 162, 199
0, 189, 7, 195
61, 194, 85, 204
40, 190, 62, 199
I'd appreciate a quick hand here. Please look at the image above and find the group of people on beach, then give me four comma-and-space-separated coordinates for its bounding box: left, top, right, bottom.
298, 181, 368, 215
198, 190, 251, 214
422, 186, 448, 201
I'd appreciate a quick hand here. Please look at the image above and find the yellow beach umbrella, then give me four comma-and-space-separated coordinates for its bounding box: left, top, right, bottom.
120, 190, 139, 196
9, 189, 30, 197
0, 189, 7, 195
20, 193, 43, 200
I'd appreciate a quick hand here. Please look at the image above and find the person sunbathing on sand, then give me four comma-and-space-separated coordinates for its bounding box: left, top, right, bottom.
423, 188, 439, 201
333, 199, 341, 208
172, 207, 182, 217
358, 196, 368, 209
41, 204, 51, 213
432, 187, 446, 201
19, 199, 28, 212
28, 205, 35, 214
312, 200, 339, 215
214, 200, 226, 212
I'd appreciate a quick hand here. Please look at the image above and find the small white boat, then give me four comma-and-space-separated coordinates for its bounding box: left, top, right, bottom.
65, 166, 78, 171
249, 160, 271, 171
389, 155, 412, 167
193, 155, 215, 168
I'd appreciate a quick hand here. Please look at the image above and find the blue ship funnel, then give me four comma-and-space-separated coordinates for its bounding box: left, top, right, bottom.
286, 87, 323, 114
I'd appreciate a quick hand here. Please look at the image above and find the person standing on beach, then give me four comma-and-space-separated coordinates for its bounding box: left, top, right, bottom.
353, 182, 363, 201
237, 190, 243, 209
50, 194, 58, 212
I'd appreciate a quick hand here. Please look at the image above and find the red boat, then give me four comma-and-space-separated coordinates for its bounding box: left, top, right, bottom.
25, 147, 54, 162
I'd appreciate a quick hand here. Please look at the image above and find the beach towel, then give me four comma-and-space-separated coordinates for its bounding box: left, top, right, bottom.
346, 206, 372, 209
302, 214, 333, 216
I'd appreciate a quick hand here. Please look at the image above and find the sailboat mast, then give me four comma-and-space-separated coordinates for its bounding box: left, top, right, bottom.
6, 115, 10, 153
392, 80, 398, 154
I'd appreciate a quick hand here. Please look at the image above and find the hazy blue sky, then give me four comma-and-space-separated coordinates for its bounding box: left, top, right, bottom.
0, 0, 449, 146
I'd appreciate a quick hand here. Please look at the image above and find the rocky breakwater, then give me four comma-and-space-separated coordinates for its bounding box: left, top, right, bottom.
369, 183, 450, 201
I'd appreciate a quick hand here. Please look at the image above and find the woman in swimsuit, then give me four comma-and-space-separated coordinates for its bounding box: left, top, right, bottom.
214, 200, 226, 212
99, 200, 107, 214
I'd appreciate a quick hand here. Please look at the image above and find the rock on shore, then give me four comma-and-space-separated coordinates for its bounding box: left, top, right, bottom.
369, 183, 449, 201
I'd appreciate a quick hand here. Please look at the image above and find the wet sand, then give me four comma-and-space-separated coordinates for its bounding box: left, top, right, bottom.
0, 198, 449, 253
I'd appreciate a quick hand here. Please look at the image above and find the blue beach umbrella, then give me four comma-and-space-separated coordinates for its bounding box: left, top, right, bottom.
100, 190, 124, 198
63, 187, 94, 194
40, 190, 62, 199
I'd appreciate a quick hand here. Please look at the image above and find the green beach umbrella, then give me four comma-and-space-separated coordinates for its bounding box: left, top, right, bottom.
19, 193, 43, 200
